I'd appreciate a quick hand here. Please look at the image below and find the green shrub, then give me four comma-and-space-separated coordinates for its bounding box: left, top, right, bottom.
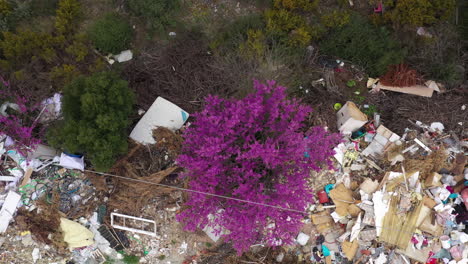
264, 8, 317, 48
0, 0, 32, 31
288, 26, 311, 47
48, 71, 134, 171
273, 0, 319, 11
239, 29, 266, 58
127, 0, 181, 33
210, 14, 265, 52
88, 13, 132, 54
320, 15, 406, 76
383, 0, 456, 26
65, 33, 89, 62
49, 64, 80, 87
265, 9, 306, 39
55, 0, 81, 36
457, 0, 468, 40
0, 0, 10, 15
406, 23, 464, 86
0, 30, 57, 68
321, 9, 351, 29
31, 0, 58, 16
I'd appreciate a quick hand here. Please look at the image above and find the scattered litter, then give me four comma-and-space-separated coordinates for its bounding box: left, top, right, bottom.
336, 101, 368, 134
59, 152, 84, 171
130, 97, 189, 144
113, 50, 133, 63
0, 191, 21, 233
373, 83, 434, 97
38, 93, 62, 123
31, 247, 40, 263
417, 27, 433, 38
110, 212, 157, 237
296, 232, 310, 246
61, 217, 95, 249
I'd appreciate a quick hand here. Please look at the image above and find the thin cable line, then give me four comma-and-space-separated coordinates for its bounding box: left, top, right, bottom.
83, 169, 307, 214
81, 168, 458, 240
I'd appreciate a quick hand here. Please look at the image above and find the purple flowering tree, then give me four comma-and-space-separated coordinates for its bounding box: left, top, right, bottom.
0, 80, 42, 156
176, 80, 341, 254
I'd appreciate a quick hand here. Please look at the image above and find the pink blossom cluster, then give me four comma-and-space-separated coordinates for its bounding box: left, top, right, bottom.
0, 82, 41, 156
176, 80, 341, 254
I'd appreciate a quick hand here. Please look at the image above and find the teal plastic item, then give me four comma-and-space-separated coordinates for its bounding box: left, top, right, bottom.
324, 184, 335, 194
322, 245, 331, 257
181, 111, 188, 122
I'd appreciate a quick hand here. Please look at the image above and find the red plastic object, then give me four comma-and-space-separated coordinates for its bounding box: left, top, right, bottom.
461, 188, 468, 210
318, 190, 329, 204
374, 2, 382, 13
425, 251, 437, 264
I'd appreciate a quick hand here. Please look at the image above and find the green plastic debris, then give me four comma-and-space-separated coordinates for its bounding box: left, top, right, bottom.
346, 80, 356, 87
334, 103, 342, 111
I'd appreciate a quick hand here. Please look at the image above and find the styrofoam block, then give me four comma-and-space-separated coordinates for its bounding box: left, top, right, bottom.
130, 97, 189, 145
296, 232, 310, 246
59, 153, 84, 171
0, 191, 21, 233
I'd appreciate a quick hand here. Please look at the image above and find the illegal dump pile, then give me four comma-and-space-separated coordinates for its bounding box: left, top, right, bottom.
0, 92, 467, 264
0, 96, 198, 263
292, 103, 468, 264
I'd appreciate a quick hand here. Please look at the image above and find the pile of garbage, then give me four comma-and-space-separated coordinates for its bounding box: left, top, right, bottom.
0, 96, 197, 263
1, 92, 466, 264
292, 101, 467, 264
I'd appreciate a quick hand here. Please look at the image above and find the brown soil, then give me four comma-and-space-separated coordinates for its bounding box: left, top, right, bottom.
122, 30, 239, 114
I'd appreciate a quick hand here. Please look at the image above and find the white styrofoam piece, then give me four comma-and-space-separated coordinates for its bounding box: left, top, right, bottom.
296, 232, 310, 246
114, 50, 133, 63
0, 191, 21, 233
0, 176, 16, 181
203, 224, 223, 242
203, 212, 229, 242
373, 191, 390, 237
59, 153, 84, 171
130, 97, 189, 145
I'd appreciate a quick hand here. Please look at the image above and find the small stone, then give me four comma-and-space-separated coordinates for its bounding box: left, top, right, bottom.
276, 252, 284, 262
21, 235, 34, 246
302, 245, 312, 253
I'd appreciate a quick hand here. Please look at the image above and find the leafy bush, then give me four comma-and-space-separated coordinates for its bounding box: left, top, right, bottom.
48, 71, 134, 171
273, 0, 319, 11
49, 64, 80, 87
176, 80, 341, 254
88, 13, 132, 54
239, 29, 266, 59
320, 15, 406, 76
265, 9, 307, 41
0, 0, 10, 16
405, 23, 464, 86
381, 0, 456, 26
0, 0, 32, 31
127, 0, 180, 33
55, 0, 81, 36
288, 26, 311, 47
320, 9, 351, 29
210, 14, 265, 52
65, 33, 89, 62
0, 30, 57, 69
31, 0, 59, 16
